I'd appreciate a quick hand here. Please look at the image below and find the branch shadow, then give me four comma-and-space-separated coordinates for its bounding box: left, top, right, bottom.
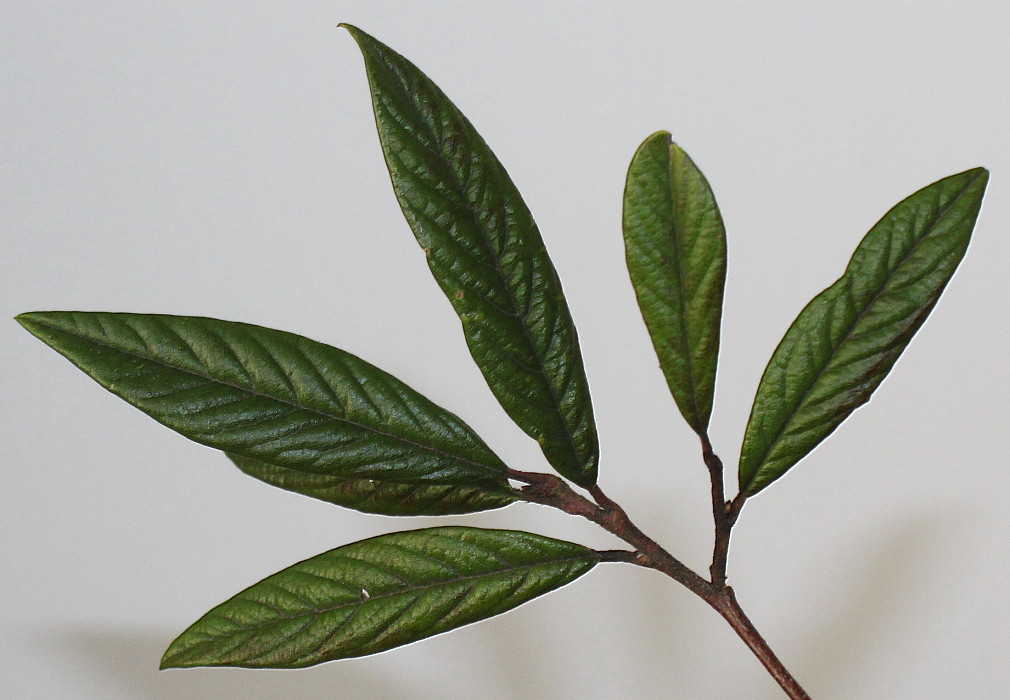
769, 508, 970, 698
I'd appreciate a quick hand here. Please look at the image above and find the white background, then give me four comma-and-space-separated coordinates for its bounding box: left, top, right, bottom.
3, 2, 1008, 698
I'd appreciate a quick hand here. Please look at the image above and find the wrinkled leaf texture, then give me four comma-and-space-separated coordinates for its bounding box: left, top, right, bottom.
161, 527, 599, 668
623, 132, 727, 435
739, 168, 988, 496
227, 453, 514, 515
343, 25, 599, 487
17, 312, 514, 506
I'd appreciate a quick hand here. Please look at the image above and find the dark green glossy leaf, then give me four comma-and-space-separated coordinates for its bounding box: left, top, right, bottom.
17, 312, 509, 489
739, 168, 988, 496
342, 25, 599, 487
227, 452, 515, 515
623, 132, 727, 435
161, 526, 599, 668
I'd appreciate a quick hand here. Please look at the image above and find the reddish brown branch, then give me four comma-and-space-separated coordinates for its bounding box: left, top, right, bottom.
707, 588, 811, 699
508, 469, 711, 595
701, 434, 733, 585
508, 467, 809, 699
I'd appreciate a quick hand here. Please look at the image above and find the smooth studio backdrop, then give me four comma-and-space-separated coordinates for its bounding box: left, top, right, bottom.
3, 2, 1008, 698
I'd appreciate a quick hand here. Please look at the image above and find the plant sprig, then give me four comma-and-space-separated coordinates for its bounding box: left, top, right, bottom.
17, 24, 987, 699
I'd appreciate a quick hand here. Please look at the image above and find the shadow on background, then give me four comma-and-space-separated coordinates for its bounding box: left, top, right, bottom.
46, 628, 431, 700
785, 508, 969, 698
36, 509, 964, 699
39, 592, 706, 699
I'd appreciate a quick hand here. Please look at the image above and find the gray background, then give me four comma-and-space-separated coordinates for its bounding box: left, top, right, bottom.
3, 2, 1008, 698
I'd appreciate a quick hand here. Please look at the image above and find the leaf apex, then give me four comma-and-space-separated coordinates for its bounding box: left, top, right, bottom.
15, 311, 47, 334
339, 23, 369, 43
959, 166, 989, 188
161, 641, 205, 670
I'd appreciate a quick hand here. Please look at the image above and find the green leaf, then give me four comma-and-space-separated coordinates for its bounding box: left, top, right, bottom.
623, 132, 727, 435
342, 25, 599, 487
161, 526, 599, 668
739, 168, 988, 496
227, 452, 515, 515
17, 312, 509, 489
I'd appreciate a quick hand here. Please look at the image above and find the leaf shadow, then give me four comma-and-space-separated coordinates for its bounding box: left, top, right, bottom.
42, 627, 425, 700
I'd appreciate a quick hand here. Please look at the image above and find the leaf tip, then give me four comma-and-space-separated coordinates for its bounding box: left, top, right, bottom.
160, 639, 204, 670
16, 311, 74, 344
960, 166, 989, 191
638, 130, 673, 151
15, 311, 45, 335
338, 23, 366, 42
159, 651, 180, 670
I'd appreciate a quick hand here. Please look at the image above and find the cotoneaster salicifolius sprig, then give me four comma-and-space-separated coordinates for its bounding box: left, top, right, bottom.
17, 25, 987, 699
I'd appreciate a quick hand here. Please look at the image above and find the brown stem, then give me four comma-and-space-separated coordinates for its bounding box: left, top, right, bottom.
696, 441, 803, 695
508, 469, 712, 596
507, 468, 809, 699
701, 434, 725, 521
707, 588, 811, 700
701, 434, 734, 585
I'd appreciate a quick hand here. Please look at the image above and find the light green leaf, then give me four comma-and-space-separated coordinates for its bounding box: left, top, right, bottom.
623, 132, 727, 435
17, 312, 509, 489
739, 168, 988, 496
342, 25, 599, 487
227, 452, 514, 515
161, 526, 599, 668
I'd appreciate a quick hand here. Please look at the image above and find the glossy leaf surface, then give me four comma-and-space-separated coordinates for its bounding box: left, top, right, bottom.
739, 168, 988, 496
227, 453, 514, 515
18, 312, 509, 489
623, 132, 727, 435
343, 25, 599, 487
161, 527, 599, 668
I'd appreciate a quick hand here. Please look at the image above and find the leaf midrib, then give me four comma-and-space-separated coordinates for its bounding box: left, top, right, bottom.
183, 549, 596, 636
27, 313, 505, 483
744, 172, 980, 487
665, 143, 705, 432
